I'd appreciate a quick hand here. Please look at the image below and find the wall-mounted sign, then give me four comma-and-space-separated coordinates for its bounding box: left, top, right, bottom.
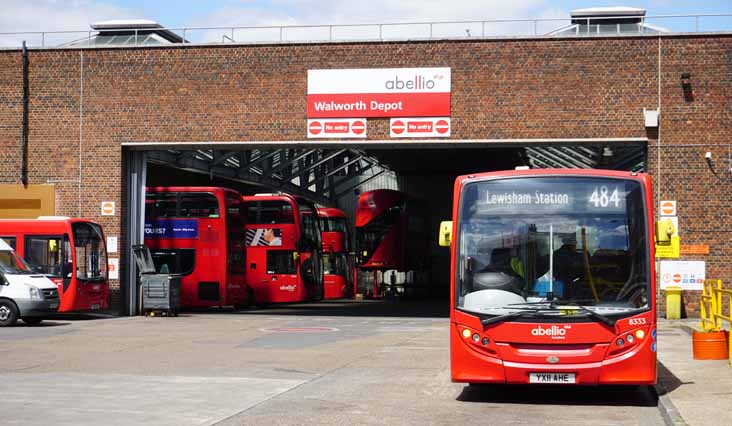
390, 117, 451, 138
307, 68, 451, 118
659, 200, 676, 217
307, 118, 367, 139
108, 258, 119, 280
659, 260, 705, 290
107, 236, 118, 253
101, 201, 115, 216
679, 244, 710, 255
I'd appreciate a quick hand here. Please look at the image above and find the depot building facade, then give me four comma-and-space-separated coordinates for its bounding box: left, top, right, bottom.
0, 12, 730, 316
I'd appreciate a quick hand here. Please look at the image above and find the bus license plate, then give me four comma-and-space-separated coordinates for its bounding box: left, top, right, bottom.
529, 373, 575, 384
91, 304, 100, 310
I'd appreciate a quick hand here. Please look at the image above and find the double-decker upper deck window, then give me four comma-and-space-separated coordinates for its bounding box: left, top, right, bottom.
179, 193, 220, 218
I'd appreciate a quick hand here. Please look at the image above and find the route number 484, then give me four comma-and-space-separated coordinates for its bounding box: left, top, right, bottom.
589, 186, 620, 208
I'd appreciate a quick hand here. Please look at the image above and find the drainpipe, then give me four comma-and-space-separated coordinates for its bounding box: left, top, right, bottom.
21, 40, 29, 187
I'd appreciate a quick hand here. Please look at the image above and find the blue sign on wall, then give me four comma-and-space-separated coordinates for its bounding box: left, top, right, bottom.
145, 219, 198, 239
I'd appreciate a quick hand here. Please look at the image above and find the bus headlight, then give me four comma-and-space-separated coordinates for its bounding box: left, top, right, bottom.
635, 330, 645, 339
472, 333, 480, 343
626, 334, 635, 344
462, 329, 472, 339
26, 285, 43, 300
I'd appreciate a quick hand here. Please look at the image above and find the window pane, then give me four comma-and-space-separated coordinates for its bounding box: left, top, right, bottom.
266, 250, 296, 274
150, 248, 196, 275
179, 193, 220, 218
258, 201, 294, 224
0, 237, 16, 250
24, 236, 67, 277
146, 192, 178, 219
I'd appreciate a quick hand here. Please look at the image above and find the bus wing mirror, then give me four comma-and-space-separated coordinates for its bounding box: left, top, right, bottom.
439, 221, 453, 247
655, 219, 675, 244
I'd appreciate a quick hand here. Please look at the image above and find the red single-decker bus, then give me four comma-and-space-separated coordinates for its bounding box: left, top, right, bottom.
145, 187, 247, 309
0, 217, 109, 312
243, 193, 324, 305
441, 169, 657, 386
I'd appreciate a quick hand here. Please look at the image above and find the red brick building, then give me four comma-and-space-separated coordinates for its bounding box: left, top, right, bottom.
0, 27, 730, 315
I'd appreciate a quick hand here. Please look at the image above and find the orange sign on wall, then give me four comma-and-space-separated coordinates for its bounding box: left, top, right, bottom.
680, 245, 710, 255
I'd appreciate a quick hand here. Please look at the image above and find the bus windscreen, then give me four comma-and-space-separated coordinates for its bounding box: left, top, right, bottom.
456, 177, 649, 316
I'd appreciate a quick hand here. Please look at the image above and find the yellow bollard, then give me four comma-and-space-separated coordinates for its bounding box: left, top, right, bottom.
666, 286, 682, 320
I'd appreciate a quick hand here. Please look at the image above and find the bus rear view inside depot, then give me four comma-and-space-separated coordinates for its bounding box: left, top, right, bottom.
243, 193, 324, 305
0, 218, 109, 313
441, 169, 658, 385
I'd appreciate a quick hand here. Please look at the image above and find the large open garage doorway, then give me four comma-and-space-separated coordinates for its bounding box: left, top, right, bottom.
122, 139, 646, 316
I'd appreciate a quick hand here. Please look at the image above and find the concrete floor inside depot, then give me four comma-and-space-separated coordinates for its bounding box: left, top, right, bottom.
0, 300, 664, 426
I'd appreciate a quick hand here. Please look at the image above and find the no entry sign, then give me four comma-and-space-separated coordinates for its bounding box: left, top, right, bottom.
307, 118, 367, 139
307, 68, 451, 118
390, 117, 451, 138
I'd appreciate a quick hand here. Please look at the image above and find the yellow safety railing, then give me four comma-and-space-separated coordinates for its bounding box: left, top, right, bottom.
699, 279, 732, 366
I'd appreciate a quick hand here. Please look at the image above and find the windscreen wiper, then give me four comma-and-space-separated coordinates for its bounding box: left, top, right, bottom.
481, 310, 542, 326
575, 305, 617, 328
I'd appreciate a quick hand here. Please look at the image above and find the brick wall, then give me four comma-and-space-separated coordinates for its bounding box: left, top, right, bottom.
0, 35, 730, 314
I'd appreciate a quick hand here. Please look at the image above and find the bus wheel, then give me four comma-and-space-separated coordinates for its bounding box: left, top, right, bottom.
0, 300, 19, 327
22, 317, 43, 326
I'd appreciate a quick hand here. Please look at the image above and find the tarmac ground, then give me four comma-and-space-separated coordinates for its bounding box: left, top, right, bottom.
0, 300, 717, 426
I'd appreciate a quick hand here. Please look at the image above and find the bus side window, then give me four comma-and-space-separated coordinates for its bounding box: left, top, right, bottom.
0, 236, 16, 250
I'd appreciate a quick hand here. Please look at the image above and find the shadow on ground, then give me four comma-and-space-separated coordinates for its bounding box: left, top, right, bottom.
183, 299, 450, 319
457, 383, 659, 407
656, 361, 690, 395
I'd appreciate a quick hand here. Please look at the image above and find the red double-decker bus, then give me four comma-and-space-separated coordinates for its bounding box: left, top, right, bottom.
317, 207, 351, 299
355, 189, 430, 298
144, 187, 248, 309
441, 169, 657, 386
0, 218, 109, 312
242, 193, 324, 305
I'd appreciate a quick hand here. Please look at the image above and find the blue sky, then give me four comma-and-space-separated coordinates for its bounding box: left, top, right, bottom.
1, 0, 730, 44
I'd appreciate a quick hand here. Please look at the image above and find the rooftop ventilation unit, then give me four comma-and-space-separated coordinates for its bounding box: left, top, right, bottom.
548, 6, 669, 36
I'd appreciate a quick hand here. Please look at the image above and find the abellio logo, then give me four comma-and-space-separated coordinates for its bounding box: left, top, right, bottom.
384, 73, 443, 91
531, 325, 567, 337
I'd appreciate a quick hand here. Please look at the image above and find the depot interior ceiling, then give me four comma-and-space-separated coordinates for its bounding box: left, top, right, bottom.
146, 148, 390, 205
145, 144, 645, 204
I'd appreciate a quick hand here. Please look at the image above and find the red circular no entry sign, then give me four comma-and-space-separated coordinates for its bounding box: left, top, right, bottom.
308, 121, 322, 135
392, 120, 405, 134
351, 120, 365, 135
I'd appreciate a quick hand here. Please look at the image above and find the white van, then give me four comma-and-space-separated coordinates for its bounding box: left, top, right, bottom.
0, 238, 60, 326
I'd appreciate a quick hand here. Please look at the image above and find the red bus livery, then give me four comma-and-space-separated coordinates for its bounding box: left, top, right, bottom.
243, 193, 324, 305
355, 189, 430, 298
144, 187, 247, 309
318, 207, 351, 299
0, 217, 109, 312
441, 169, 657, 386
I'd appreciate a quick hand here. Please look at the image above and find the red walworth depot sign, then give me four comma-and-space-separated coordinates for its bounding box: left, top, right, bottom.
307, 68, 451, 118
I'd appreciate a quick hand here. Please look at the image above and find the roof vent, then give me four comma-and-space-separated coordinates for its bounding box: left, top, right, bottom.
548, 6, 669, 36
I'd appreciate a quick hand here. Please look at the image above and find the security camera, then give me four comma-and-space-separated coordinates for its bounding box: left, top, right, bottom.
705, 151, 712, 160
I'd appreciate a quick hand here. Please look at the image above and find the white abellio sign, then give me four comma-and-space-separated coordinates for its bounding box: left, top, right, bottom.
307, 67, 451, 118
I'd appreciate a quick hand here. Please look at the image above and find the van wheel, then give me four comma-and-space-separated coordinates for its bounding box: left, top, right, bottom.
0, 300, 19, 327
22, 317, 43, 326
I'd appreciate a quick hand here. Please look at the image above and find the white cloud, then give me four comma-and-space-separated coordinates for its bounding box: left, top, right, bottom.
0, 0, 139, 48
186, 0, 571, 43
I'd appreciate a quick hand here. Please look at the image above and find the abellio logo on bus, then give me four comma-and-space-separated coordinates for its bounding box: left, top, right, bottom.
531, 325, 569, 339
